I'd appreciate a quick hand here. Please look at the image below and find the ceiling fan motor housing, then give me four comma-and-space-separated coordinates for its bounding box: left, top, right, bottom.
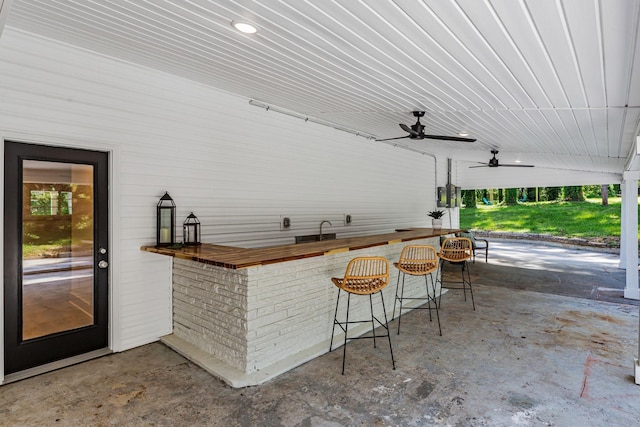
411, 123, 425, 137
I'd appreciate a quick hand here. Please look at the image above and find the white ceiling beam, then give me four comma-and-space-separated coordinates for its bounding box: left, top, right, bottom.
624, 136, 640, 172
0, 0, 14, 38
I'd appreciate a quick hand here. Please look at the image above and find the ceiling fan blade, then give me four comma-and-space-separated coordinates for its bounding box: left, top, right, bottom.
468, 164, 489, 168
498, 164, 535, 167
399, 123, 420, 137
375, 135, 409, 142
421, 134, 477, 142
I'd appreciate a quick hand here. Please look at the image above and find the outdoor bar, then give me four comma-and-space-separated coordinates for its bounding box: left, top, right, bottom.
141, 228, 458, 387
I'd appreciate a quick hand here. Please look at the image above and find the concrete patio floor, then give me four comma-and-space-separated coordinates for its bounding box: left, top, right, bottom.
2, 241, 640, 426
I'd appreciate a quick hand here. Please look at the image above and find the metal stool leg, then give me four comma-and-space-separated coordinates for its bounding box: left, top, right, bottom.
427, 273, 442, 336
378, 290, 396, 370
329, 289, 342, 352
465, 261, 476, 310
429, 271, 438, 304
396, 273, 406, 334
369, 294, 377, 348
423, 274, 433, 322
461, 262, 467, 301
341, 293, 351, 375
392, 272, 401, 320
436, 263, 444, 309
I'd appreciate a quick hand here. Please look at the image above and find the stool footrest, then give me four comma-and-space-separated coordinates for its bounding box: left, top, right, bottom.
436, 257, 475, 310
332, 316, 388, 332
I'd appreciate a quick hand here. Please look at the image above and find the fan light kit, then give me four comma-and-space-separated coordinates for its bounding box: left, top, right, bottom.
469, 150, 534, 168
232, 20, 258, 34
376, 111, 476, 143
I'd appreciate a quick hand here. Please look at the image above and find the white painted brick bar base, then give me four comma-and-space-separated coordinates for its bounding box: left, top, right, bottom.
167, 237, 443, 386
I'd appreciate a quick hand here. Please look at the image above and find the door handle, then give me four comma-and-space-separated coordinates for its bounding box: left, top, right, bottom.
98, 260, 109, 269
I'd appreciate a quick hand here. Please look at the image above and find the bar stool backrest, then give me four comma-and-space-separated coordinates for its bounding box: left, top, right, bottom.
439, 237, 473, 263
335, 256, 390, 295
396, 245, 438, 275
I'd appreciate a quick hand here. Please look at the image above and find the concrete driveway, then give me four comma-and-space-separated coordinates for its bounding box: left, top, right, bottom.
467, 240, 636, 306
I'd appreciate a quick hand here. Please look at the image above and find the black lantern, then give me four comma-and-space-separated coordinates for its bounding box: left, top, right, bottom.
183, 212, 201, 246
156, 191, 176, 246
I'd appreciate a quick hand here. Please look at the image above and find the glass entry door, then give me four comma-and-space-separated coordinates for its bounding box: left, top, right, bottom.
4, 141, 109, 375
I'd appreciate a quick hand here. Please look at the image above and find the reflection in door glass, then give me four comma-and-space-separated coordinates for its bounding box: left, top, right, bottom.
22, 160, 94, 340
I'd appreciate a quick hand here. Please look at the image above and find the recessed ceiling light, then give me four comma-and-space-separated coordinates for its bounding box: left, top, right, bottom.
232, 20, 258, 34
515, 160, 522, 163
458, 132, 469, 137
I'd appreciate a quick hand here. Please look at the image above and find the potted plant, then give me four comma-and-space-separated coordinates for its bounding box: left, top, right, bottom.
427, 209, 445, 229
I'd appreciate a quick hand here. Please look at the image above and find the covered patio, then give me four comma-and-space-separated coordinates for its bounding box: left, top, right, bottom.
1, 0, 640, 409
2, 241, 639, 425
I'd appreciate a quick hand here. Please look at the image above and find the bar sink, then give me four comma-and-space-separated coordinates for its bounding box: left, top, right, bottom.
295, 233, 337, 244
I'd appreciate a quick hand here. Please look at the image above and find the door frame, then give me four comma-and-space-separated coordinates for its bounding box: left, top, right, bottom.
0, 134, 120, 384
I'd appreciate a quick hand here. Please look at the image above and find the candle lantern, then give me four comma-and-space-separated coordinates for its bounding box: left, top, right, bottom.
156, 191, 176, 246
183, 212, 201, 246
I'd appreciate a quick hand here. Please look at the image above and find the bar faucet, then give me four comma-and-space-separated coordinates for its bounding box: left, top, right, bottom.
319, 220, 332, 240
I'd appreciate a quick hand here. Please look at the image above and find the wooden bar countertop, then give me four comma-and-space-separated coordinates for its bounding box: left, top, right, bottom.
141, 228, 459, 269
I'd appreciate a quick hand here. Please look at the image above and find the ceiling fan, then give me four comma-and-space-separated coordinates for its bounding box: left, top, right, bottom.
469, 150, 534, 168
376, 111, 476, 142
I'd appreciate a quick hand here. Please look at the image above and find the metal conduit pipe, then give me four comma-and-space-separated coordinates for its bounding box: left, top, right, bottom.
249, 99, 377, 140
385, 143, 439, 209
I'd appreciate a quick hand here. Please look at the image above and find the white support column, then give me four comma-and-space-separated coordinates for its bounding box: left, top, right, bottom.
620, 183, 627, 266
621, 172, 639, 300
621, 143, 640, 384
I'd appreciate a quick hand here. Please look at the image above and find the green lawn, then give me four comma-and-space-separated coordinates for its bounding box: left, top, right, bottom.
459, 197, 632, 245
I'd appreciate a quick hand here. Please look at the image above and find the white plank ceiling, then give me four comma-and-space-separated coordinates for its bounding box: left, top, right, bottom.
2, 0, 640, 176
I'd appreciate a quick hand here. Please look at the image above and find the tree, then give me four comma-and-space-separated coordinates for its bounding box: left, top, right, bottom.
462, 190, 477, 209
563, 186, 584, 201
583, 185, 602, 198
612, 184, 621, 196
545, 187, 561, 201
505, 188, 518, 205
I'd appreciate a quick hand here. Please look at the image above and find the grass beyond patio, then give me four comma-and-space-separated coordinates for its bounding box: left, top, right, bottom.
459, 197, 636, 247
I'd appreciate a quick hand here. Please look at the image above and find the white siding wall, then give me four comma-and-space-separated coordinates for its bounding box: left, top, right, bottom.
0, 28, 445, 368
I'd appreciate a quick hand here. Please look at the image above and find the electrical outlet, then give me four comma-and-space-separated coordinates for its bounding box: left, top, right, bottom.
281, 216, 291, 230
344, 214, 352, 225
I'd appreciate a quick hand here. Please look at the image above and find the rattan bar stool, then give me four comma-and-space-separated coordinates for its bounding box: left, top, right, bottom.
436, 237, 475, 310
392, 245, 441, 336
329, 256, 396, 375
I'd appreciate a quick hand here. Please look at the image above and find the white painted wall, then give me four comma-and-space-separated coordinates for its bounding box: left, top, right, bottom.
0, 28, 446, 379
